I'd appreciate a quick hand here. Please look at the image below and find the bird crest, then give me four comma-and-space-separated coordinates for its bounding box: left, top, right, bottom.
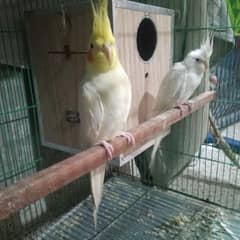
200, 31, 215, 59
90, 0, 114, 42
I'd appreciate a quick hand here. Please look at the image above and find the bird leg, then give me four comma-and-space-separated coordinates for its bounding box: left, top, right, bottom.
96, 140, 114, 160
118, 131, 135, 145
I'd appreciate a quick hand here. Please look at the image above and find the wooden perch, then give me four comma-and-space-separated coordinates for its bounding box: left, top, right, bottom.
0, 91, 216, 222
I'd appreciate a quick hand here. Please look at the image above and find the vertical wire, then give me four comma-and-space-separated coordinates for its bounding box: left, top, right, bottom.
0, 1, 20, 186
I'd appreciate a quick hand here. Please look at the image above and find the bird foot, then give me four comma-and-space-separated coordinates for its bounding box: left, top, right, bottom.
118, 131, 135, 145
175, 101, 192, 115
210, 75, 217, 90
210, 75, 217, 86
174, 104, 185, 116
182, 101, 193, 111
97, 140, 114, 160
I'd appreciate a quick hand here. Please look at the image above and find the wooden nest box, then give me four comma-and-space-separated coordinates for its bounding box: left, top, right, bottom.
26, 0, 174, 158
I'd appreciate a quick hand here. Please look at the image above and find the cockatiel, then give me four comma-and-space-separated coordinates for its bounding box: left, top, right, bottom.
150, 32, 214, 172
78, 0, 133, 228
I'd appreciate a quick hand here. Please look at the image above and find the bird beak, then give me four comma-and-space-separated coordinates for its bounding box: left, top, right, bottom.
103, 44, 112, 63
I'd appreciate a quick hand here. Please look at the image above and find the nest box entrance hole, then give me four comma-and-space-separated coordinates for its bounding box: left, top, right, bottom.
137, 18, 157, 62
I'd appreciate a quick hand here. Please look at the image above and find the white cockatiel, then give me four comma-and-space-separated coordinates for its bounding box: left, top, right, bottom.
150, 32, 214, 171
78, 0, 133, 228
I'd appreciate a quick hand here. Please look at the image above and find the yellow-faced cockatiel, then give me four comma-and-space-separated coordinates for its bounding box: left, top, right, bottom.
150, 32, 215, 173
78, 0, 134, 228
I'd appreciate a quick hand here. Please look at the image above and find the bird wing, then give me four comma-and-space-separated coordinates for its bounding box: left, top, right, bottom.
150, 62, 188, 175
79, 80, 106, 228
79, 81, 104, 148
154, 62, 187, 113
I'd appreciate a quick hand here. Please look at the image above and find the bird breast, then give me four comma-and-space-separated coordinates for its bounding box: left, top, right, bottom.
181, 72, 203, 101
86, 66, 131, 140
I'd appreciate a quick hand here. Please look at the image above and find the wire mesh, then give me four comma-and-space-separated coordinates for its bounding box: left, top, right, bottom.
135, 0, 240, 213
21, 177, 240, 239
0, 0, 239, 239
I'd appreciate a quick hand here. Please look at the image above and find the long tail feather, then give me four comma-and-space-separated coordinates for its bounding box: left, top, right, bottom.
150, 128, 171, 171
90, 164, 106, 230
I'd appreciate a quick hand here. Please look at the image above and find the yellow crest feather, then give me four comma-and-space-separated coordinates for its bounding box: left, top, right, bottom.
91, 0, 114, 42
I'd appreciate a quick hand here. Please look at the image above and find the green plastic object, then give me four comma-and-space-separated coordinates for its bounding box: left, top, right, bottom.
226, 0, 240, 35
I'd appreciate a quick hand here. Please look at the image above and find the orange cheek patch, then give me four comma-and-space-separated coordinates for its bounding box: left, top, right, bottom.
87, 51, 94, 63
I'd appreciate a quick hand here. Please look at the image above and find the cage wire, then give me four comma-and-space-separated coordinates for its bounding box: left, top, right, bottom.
0, 0, 240, 239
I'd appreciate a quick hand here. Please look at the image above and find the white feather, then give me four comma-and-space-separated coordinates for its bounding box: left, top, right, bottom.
79, 64, 131, 227
79, 65, 131, 145
150, 32, 214, 176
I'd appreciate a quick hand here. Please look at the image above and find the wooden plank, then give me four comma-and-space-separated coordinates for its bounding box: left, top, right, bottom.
26, 9, 92, 150
0, 91, 216, 221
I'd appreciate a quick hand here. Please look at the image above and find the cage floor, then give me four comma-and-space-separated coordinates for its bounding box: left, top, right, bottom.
32, 176, 240, 240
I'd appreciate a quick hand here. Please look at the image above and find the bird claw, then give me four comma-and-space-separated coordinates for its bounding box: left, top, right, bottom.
210, 75, 217, 86
174, 104, 184, 116
97, 140, 114, 160
175, 101, 192, 115
96, 132, 135, 160
210, 75, 217, 90
182, 101, 193, 111
118, 131, 135, 145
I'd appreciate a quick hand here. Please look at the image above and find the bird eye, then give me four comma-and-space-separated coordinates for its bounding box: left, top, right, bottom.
196, 58, 200, 62
90, 43, 94, 49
